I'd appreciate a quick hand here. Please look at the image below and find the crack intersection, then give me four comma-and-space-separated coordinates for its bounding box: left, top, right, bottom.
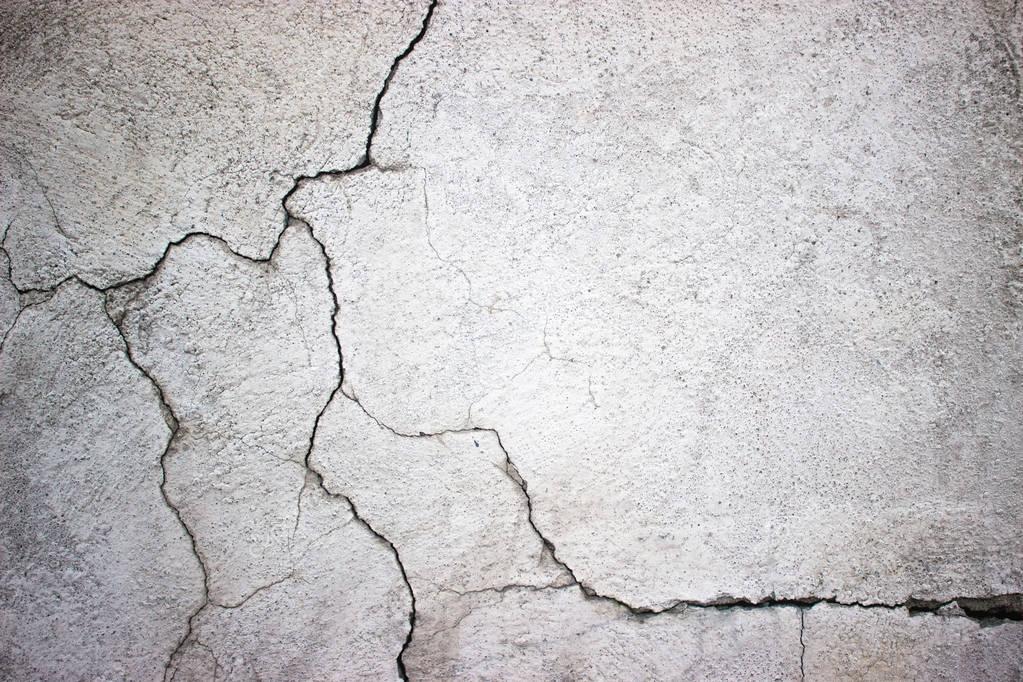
2, 1, 1021, 680
47, 2, 441, 678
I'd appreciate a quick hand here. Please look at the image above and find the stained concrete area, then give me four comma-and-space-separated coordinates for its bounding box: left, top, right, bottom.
1, 1, 1022, 680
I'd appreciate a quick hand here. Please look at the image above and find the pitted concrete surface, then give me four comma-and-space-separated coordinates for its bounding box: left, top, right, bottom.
2, 1, 1022, 680
0, 0, 425, 289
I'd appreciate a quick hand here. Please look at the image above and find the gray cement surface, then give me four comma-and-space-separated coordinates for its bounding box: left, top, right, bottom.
1, 1, 1021, 679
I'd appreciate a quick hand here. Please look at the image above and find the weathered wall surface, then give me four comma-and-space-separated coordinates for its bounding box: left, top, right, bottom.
1, 1, 1021, 680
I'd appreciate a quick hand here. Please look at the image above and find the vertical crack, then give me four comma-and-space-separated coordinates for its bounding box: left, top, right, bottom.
349, 494, 419, 682
279, 1, 439, 677
298, 220, 419, 680
99, 293, 212, 682
799, 607, 807, 681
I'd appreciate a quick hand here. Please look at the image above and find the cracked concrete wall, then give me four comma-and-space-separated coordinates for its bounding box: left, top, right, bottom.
1, 0, 1021, 680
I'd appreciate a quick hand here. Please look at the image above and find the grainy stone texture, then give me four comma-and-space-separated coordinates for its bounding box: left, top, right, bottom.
0, 0, 427, 289
804, 603, 1023, 680
310, 395, 571, 660
3, 0, 1023, 679
0, 282, 202, 679
291, 0, 1023, 610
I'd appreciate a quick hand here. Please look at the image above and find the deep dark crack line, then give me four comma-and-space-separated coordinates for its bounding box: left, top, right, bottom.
2, 0, 1022, 679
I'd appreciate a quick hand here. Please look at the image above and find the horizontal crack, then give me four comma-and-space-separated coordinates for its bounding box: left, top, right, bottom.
439, 579, 1023, 623
312, 399, 1023, 625
5, 4, 1018, 682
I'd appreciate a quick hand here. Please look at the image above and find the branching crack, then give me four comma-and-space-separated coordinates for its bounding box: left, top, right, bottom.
297, 219, 419, 680
30, 2, 442, 679
2, 1, 1018, 681
275, 3, 439, 677
277, 0, 437, 224
295, 383, 1023, 628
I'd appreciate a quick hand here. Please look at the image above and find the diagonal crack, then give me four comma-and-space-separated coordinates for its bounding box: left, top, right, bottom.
2, 0, 438, 300
97, 288, 213, 682
39, 3, 441, 679
4, 1, 1018, 680
3, 276, 215, 682
277, 0, 437, 224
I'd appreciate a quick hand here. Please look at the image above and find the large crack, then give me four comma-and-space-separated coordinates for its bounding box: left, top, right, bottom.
303, 399, 1023, 623
2, 0, 1021, 678
277, 2, 439, 677
101, 292, 212, 682
30, 205, 1013, 682
15, 2, 441, 679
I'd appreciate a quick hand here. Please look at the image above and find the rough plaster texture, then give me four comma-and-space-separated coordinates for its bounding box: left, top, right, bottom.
1, 0, 1022, 680
804, 604, 1023, 680
0, 283, 202, 678
0, 0, 426, 289
111, 225, 339, 605
290, 0, 1023, 611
